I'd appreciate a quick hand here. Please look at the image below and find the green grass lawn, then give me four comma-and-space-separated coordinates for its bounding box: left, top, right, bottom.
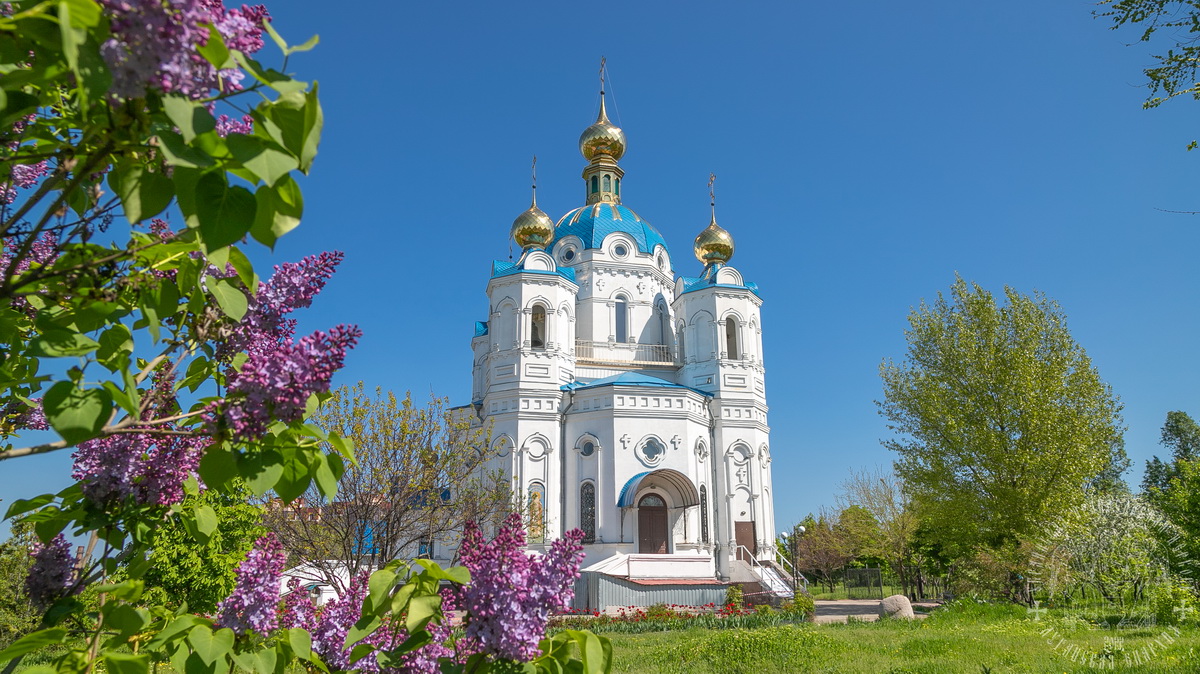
606, 603, 1200, 673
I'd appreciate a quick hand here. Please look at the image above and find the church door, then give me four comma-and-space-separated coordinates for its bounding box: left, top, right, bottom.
637, 494, 668, 554
734, 521, 757, 561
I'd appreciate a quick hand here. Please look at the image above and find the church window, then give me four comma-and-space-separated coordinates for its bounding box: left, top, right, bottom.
640, 438, 665, 463
615, 177, 620, 196
725, 317, 740, 360
580, 482, 596, 543
615, 297, 628, 342
562, 248, 575, 262
528, 483, 546, 542
678, 325, 686, 362
580, 440, 596, 456
639, 493, 665, 507
602, 174, 611, 192
591, 176, 599, 194
700, 485, 710, 543
530, 305, 546, 350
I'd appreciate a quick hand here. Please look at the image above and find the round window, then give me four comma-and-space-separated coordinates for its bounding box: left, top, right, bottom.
613, 244, 628, 258
562, 248, 576, 262
580, 441, 595, 456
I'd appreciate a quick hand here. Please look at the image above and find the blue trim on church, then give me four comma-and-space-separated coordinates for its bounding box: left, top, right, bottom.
554, 203, 669, 255
490, 260, 576, 283
563, 371, 713, 397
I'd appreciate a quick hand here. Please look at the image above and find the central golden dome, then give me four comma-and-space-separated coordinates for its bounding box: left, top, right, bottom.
694, 214, 734, 265
579, 93, 626, 162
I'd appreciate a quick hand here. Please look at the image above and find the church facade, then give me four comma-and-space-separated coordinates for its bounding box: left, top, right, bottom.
465, 88, 780, 593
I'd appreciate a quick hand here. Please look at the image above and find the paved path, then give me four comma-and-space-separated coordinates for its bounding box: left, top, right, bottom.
813, 599, 937, 624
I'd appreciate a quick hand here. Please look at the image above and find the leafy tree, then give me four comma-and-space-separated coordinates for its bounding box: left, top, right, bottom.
838, 467, 920, 595
139, 482, 266, 614
0, 523, 39, 649
793, 510, 856, 593
1143, 410, 1200, 494
1099, 2, 1200, 130
266, 384, 511, 592
1141, 411, 1200, 565
878, 276, 1125, 556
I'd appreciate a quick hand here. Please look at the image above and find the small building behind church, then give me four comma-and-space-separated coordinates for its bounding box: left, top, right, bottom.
461, 85, 791, 607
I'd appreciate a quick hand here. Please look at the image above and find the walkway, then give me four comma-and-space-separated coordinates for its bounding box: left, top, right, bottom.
813, 599, 937, 624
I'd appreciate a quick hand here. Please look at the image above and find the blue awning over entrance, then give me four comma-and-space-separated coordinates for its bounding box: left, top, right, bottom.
616, 469, 700, 508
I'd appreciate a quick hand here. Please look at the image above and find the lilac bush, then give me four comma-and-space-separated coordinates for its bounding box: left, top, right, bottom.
458, 513, 586, 662
72, 433, 208, 507
215, 534, 286, 635
25, 535, 78, 609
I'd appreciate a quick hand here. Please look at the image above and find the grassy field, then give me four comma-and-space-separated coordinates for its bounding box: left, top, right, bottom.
605, 602, 1200, 673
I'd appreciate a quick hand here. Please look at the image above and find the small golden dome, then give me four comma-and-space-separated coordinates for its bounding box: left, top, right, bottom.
693, 214, 734, 265
579, 93, 626, 162
511, 199, 555, 250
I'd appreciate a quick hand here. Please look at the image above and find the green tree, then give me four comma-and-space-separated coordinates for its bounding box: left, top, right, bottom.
1099, 2, 1200, 128
838, 467, 921, 596
878, 277, 1125, 556
1142, 410, 1200, 494
0, 523, 39, 649
139, 482, 265, 614
265, 384, 511, 591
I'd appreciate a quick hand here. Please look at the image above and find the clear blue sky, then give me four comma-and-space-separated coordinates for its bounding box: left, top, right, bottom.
4, 0, 1199, 535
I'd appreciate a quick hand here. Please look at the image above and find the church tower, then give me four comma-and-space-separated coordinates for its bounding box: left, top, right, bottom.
467, 74, 785, 605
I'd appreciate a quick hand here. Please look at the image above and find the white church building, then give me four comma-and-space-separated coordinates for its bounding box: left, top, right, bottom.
464, 87, 789, 606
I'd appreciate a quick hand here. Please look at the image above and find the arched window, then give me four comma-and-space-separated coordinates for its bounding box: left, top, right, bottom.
615, 296, 628, 342
590, 176, 599, 194
700, 485, 709, 544
677, 325, 686, 363
615, 177, 620, 196
530, 305, 546, 350
602, 174, 611, 192
657, 304, 670, 346
725, 317, 740, 360
528, 483, 546, 542
580, 482, 596, 544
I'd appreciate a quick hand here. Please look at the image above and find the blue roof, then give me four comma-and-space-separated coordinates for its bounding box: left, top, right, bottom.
679, 273, 762, 298
554, 203, 669, 255
563, 371, 713, 397
473, 321, 488, 338
491, 259, 576, 283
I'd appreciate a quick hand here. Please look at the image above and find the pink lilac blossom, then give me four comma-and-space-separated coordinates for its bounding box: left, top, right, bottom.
457, 514, 586, 662
25, 535, 78, 608
215, 534, 286, 635
1, 398, 47, 430
222, 251, 344, 359
213, 324, 360, 439
71, 432, 207, 507
279, 578, 318, 630
215, 113, 254, 137
98, 0, 268, 100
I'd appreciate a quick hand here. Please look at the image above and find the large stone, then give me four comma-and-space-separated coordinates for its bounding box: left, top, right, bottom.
879, 594, 915, 619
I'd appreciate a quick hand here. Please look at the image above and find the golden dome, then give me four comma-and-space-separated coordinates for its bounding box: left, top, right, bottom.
579, 93, 626, 162
693, 213, 734, 265
511, 196, 555, 250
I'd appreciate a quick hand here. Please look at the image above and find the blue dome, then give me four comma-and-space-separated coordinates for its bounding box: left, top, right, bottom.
554, 203, 669, 255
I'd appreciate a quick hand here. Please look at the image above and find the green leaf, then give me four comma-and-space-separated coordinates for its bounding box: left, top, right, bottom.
156, 131, 216, 169
312, 452, 338, 499
61, 0, 102, 26
195, 172, 256, 251
287, 628, 312, 661
3, 494, 56, 519
227, 134, 297, 187
29, 329, 100, 357
196, 25, 232, 69
104, 604, 150, 641
345, 616, 380, 649
104, 653, 149, 674
188, 626, 234, 667
273, 449, 313, 502
96, 323, 134, 370
302, 84, 323, 171
250, 175, 303, 248
365, 568, 397, 615
404, 594, 441, 633
227, 247, 257, 288
162, 96, 218, 144
193, 504, 217, 541
198, 445, 239, 491
208, 278, 248, 321
0, 628, 68, 663
43, 380, 112, 445
111, 162, 174, 223
145, 615, 207, 651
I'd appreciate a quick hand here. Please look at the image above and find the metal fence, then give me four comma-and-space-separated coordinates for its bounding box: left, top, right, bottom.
844, 567, 884, 600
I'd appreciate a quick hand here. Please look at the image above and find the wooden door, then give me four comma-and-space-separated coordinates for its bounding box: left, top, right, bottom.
734, 521, 757, 561
638, 494, 668, 554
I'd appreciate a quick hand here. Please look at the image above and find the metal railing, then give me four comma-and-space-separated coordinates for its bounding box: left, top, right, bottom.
733, 545, 796, 598
574, 340, 674, 367
774, 553, 809, 592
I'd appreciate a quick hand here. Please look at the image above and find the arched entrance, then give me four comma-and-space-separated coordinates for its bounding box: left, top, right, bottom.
638, 493, 668, 554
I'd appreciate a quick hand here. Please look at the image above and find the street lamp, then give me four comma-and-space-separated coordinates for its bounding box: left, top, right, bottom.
780, 525, 805, 594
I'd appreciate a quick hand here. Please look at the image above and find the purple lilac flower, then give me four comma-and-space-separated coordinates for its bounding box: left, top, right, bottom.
99, 0, 268, 100
72, 432, 207, 507
213, 324, 361, 439
215, 113, 254, 137
25, 535, 78, 608
8, 160, 50, 189
279, 577, 318, 630
216, 534, 286, 635
458, 514, 586, 662
309, 571, 369, 670
222, 251, 345, 358
1, 398, 48, 431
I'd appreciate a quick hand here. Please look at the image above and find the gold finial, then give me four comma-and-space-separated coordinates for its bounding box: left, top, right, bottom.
511, 156, 554, 250
694, 172, 734, 265
580, 57, 625, 161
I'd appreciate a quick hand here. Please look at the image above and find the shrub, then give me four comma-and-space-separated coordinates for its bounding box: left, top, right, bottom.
782, 591, 816, 620
1148, 580, 1200, 626
724, 583, 744, 608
